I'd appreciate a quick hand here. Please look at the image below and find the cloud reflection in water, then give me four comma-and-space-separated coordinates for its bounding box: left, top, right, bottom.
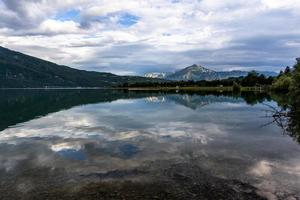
0, 93, 299, 198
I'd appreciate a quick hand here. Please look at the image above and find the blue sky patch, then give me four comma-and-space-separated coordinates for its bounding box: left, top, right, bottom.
81, 12, 139, 28
118, 13, 140, 27
55, 9, 80, 22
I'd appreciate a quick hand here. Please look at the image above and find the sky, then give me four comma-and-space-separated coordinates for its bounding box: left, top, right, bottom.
0, 0, 300, 75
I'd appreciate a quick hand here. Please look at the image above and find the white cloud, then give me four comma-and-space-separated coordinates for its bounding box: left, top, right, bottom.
38, 19, 82, 34
0, 0, 300, 74
51, 142, 82, 152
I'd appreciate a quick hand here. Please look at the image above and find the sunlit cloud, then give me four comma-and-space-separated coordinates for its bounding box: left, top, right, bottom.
51, 142, 82, 152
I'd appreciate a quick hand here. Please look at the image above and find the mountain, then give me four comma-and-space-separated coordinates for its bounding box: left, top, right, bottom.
146, 64, 278, 81
0, 46, 160, 88
144, 72, 168, 79
167, 64, 218, 81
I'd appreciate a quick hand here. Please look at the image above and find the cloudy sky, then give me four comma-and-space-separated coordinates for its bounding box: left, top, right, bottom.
0, 0, 299, 75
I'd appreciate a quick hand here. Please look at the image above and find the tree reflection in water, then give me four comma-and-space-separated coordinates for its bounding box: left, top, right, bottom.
265, 93, 300, 143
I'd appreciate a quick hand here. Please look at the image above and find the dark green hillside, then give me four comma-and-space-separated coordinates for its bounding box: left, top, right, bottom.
0, 46, 158, 88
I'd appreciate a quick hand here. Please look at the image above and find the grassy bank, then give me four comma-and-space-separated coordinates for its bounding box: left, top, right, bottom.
116, 86, 269, 92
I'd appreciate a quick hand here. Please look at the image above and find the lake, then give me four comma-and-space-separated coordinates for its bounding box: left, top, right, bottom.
0, 89, 299, 199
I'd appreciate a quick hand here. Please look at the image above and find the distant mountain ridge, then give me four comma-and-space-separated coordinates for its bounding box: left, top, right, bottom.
144, 72, 168, 79
0, 46, 160, 88
146, 64, 277, 81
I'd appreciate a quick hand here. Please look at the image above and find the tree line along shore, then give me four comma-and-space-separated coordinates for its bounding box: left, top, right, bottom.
118, 58, 300, 94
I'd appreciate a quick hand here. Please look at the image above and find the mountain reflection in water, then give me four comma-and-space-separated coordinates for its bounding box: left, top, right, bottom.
0, 89, 299, 200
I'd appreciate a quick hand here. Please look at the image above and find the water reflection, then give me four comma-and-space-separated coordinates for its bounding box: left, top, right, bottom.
0, 89, 271, 131
0, 89, 299, 199
266, 92, 300, 144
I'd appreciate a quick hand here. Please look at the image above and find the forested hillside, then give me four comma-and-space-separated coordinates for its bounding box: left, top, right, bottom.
0, 46, 158, 88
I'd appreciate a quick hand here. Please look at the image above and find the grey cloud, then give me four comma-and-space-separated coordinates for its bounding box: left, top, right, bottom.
1, 0, 46, 29
1, 0, 300, 74
180, 34, 300, 71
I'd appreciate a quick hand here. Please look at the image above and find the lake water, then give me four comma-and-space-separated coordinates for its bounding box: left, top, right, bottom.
0, 89, 299, 199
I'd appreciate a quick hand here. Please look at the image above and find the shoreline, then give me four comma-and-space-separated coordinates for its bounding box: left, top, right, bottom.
115, 86, 268, 92
0, 86, 269, 92
0, 87, 106, 90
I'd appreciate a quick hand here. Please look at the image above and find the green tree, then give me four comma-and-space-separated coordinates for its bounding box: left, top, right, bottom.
232, 81, 241, 92
290, 59, 300, 98
284, 66, 291, 74
271, 74, 292, 91
272, 58, 300, 143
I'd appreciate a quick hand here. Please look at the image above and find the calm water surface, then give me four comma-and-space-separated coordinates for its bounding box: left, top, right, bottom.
0, 89, 299, 199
